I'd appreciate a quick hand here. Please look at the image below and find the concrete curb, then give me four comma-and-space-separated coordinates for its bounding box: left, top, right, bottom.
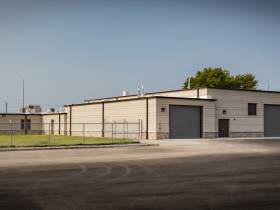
0, 143, 159, 152
150, 137, 280, 141
203, 137, 280, 141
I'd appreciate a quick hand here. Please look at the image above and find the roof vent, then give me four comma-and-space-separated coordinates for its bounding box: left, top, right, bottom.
47, 108, 56, 113
122, 90, 128, 96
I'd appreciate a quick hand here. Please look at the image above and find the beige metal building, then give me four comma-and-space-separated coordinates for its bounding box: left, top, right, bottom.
2, 87, 280, 139
0, 113, 67, 135
64, 87, 280, 139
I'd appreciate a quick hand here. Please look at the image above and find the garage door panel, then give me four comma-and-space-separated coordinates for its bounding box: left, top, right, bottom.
264, 105, 280, 137
169, 105, 201, 139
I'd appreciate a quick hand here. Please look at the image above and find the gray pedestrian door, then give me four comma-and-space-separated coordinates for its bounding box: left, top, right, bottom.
218, 119, 229, 137
169, 105, 201, 139
264, 105, 280, 137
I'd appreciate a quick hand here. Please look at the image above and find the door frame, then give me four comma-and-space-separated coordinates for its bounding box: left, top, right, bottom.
218, 119, 230, 138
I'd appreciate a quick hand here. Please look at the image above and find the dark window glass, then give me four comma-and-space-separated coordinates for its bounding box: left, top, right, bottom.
21, 119, 25, 130
248, 103, 257, 115
26, 119, 31, 130
21, 119, 31, 130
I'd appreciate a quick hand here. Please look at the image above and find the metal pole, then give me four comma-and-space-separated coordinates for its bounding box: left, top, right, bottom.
114, 122, 116, 143
140, 119, 142, 140
123, 120, 125, 139
48, 123, 51, 145
22, 79, 25, 112
5, 102, 8, 114
83, 123, 85, 144
126, 121, 128, 140
111, 123, 113, 143
138, 119, 141, 141
9, 120, 13, 146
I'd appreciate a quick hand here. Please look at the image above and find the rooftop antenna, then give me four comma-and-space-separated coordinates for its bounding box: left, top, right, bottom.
141, 85, 144, 96
137, 86, 141, 96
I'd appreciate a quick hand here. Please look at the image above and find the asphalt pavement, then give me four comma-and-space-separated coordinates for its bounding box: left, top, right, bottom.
0, 139, 279, 210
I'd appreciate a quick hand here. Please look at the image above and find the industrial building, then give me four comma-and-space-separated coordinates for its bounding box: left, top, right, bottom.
2, 87, 280, 139
0, 112, 67, 135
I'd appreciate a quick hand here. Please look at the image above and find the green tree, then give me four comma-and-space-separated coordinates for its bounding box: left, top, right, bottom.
183, 67, 258, 90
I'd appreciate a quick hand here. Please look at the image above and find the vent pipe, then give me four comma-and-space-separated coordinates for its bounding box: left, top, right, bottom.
141, 85, 145, 96
197, 88, 200, 99
122, 90, 128, 96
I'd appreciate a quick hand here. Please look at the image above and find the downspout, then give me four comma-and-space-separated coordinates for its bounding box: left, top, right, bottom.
24, 114, 27, 135
69, 105, 72, 136
59, 113, 61, 135
200, 107, 203, 138
146, 98, 149, 140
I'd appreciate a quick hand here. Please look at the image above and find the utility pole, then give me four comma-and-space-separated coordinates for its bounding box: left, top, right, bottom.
5, 102, 8, 114
22, 79, 25, 113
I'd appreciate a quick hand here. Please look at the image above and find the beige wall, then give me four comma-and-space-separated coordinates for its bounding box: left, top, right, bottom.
104, 98, 156, 139
64, 98, 156, 139
155, 98, 216, 138
66, 103, 103, 136
0, 114, 42, 134
207, 88, 280, 136
65, 97, 216, 139
42, 114, 67, 135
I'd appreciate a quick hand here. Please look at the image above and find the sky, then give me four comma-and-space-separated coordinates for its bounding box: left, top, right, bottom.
0, 0, 280, 112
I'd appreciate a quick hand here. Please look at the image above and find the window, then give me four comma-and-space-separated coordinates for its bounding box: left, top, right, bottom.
248, 103, 257, 115
21, 119, 25, 130
21, 119, 31, 130
26, 119, 31, 130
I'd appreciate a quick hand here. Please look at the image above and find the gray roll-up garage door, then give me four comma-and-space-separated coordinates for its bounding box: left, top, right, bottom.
264, 105, 280, 137
169, 105, 201, 139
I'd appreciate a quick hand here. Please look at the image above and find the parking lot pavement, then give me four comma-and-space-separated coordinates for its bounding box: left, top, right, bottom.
0, 139, 279, 169
0, 140, 280, 210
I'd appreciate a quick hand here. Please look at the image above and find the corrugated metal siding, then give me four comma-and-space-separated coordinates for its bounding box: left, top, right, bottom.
156, 98, 216, 134
207, 88, 280, 134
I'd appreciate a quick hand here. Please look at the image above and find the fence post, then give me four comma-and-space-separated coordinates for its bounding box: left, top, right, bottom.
83, 123, 85, 144
138, 119, 141, 141
140, 119, 142, 140
48, 123, 51, 145
123, 119, 125, 139
111, 122, 114, 143
9, 120, 13, 146
126, 121, 128, 140
114, 122, 116, 143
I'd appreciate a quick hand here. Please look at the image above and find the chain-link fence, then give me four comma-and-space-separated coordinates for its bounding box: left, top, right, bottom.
0, 121, 141, 147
